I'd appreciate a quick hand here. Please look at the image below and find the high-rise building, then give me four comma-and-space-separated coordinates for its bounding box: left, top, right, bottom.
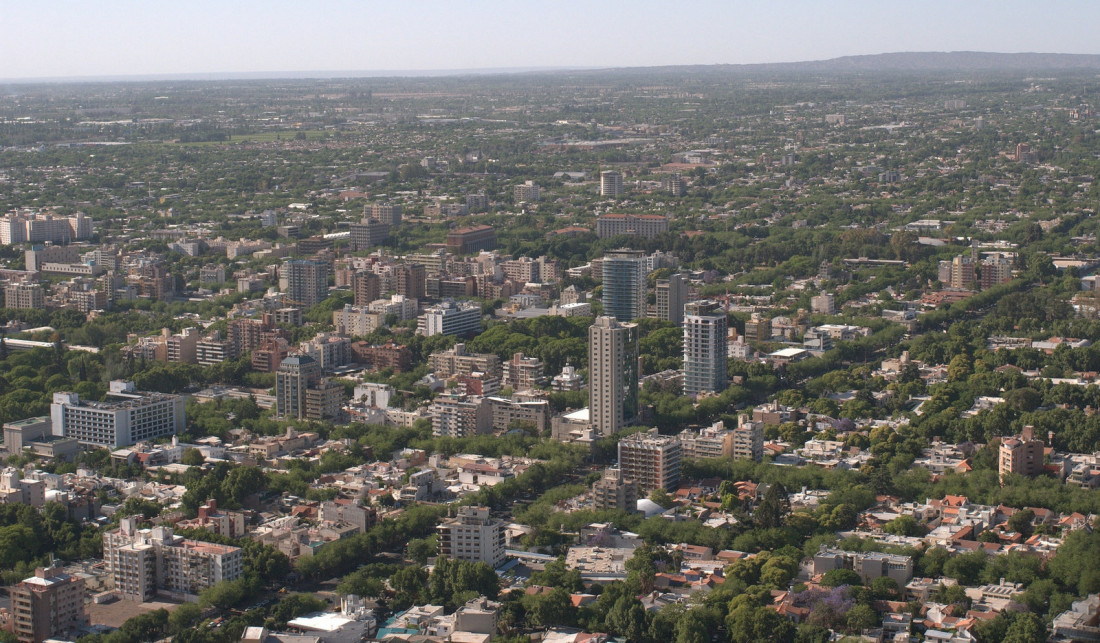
999, 425, 1045, 483
600, 170, 623, 197
655, 273, 688, 324
436, 506, 506, 568
418, 299, 482, 337
104, 517, 243, 602
732, 418, 765, 462
592, 467, 638, 513
10, 565, 86, 643
617, 428, 681, 493
683, 300, 728, 397
352, 270, 381, 306
980, 256, 1014, 290
662, 173, 687, 196
284, 259, 329, 307
588, 316, 639, 436
51, 381, 185, 448
395, 263, 427, 300
949, 255, 975, 290
602, 249, 647, 322
275, 355, 321, 420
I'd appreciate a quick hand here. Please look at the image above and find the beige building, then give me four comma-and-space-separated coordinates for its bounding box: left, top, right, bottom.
3, 282, 45, 310
104, 517, 243, 602
10, 565, 86, 643
588, 316, 639, 436
732, 419, 765, 462
999, 425, 1045, 483
592, 467, 638, 512
618, 428, 681, 492
436, 506, 505, 568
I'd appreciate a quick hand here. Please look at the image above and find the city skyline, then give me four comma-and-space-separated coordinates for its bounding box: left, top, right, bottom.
3, 0, 1100, 80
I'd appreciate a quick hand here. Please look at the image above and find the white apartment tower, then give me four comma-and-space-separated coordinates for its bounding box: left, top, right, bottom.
683, 300, 728, 397
600, 170, 624, 197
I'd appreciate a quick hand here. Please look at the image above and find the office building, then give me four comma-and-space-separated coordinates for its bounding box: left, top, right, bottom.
104, 517, 243, 602
445, 225, 497, 254
370, 204, 402, 227
600, 170, 623, 197
683, 300, 728, 397
436, 506, 506, 568
10, 565, 86, 643
618, 428, 681, 492
588, 316, 639, 436
51, 381, 185, 448
601, 249, 647, 322
592, 467, 639, 513
513, 181, 540, 203
655, 273, 688, 324
999, 425, 1045, 483
732, 419, 764, 462
3, 283, 44, 310
418, 299, 482, 337
283, 259, 329, 307
596, 214, 669, 239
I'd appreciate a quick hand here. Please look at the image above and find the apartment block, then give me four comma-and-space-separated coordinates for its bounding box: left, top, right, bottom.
10, 565, 86, 643
436, 506, 506, 568
618, 428, 681, 492
104, 517, 243, 602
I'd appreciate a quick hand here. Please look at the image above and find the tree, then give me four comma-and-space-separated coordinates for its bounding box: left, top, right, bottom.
845, 604, 877, 632
883, 514, 920, 537
649, 488, 675, 510
1003, 612, 1046, 643
607, 596, 648, 641
1007, 509, 1035, 538
820, 568, 862, 587
181, 448, 205, 466
754, 482, 790, 530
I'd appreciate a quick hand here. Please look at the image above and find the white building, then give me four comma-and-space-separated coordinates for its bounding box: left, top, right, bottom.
436, 506, 506, 568
50, 381, 185, 448
418, 299, 482, 337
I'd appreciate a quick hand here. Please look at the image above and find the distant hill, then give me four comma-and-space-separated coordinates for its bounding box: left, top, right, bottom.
597, 52, 1100, 77
766, 51, 1100, 72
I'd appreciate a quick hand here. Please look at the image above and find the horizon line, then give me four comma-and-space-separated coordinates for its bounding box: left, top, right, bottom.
4, 50, 1100, 85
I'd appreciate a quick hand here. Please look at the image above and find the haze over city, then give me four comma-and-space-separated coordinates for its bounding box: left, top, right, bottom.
3, 0, 1100, 80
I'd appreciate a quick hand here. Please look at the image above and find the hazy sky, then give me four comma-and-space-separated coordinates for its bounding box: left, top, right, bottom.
3, 0, 1099, 79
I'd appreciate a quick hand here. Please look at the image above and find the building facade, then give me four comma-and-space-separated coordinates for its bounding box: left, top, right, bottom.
10, 565, 86, 643
436, 506, 506, 568
600, 170, 623, 197
654, 273, 687, 325
601, 249, 647, 322
683, 300, 728, 397
588, 316, 639, 436
618, 428, 682, 492
104, 517, 243, 602
50, 381, 185, 448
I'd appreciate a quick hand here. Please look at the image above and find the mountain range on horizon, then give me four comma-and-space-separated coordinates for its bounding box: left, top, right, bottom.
6, 51, 1100, 84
